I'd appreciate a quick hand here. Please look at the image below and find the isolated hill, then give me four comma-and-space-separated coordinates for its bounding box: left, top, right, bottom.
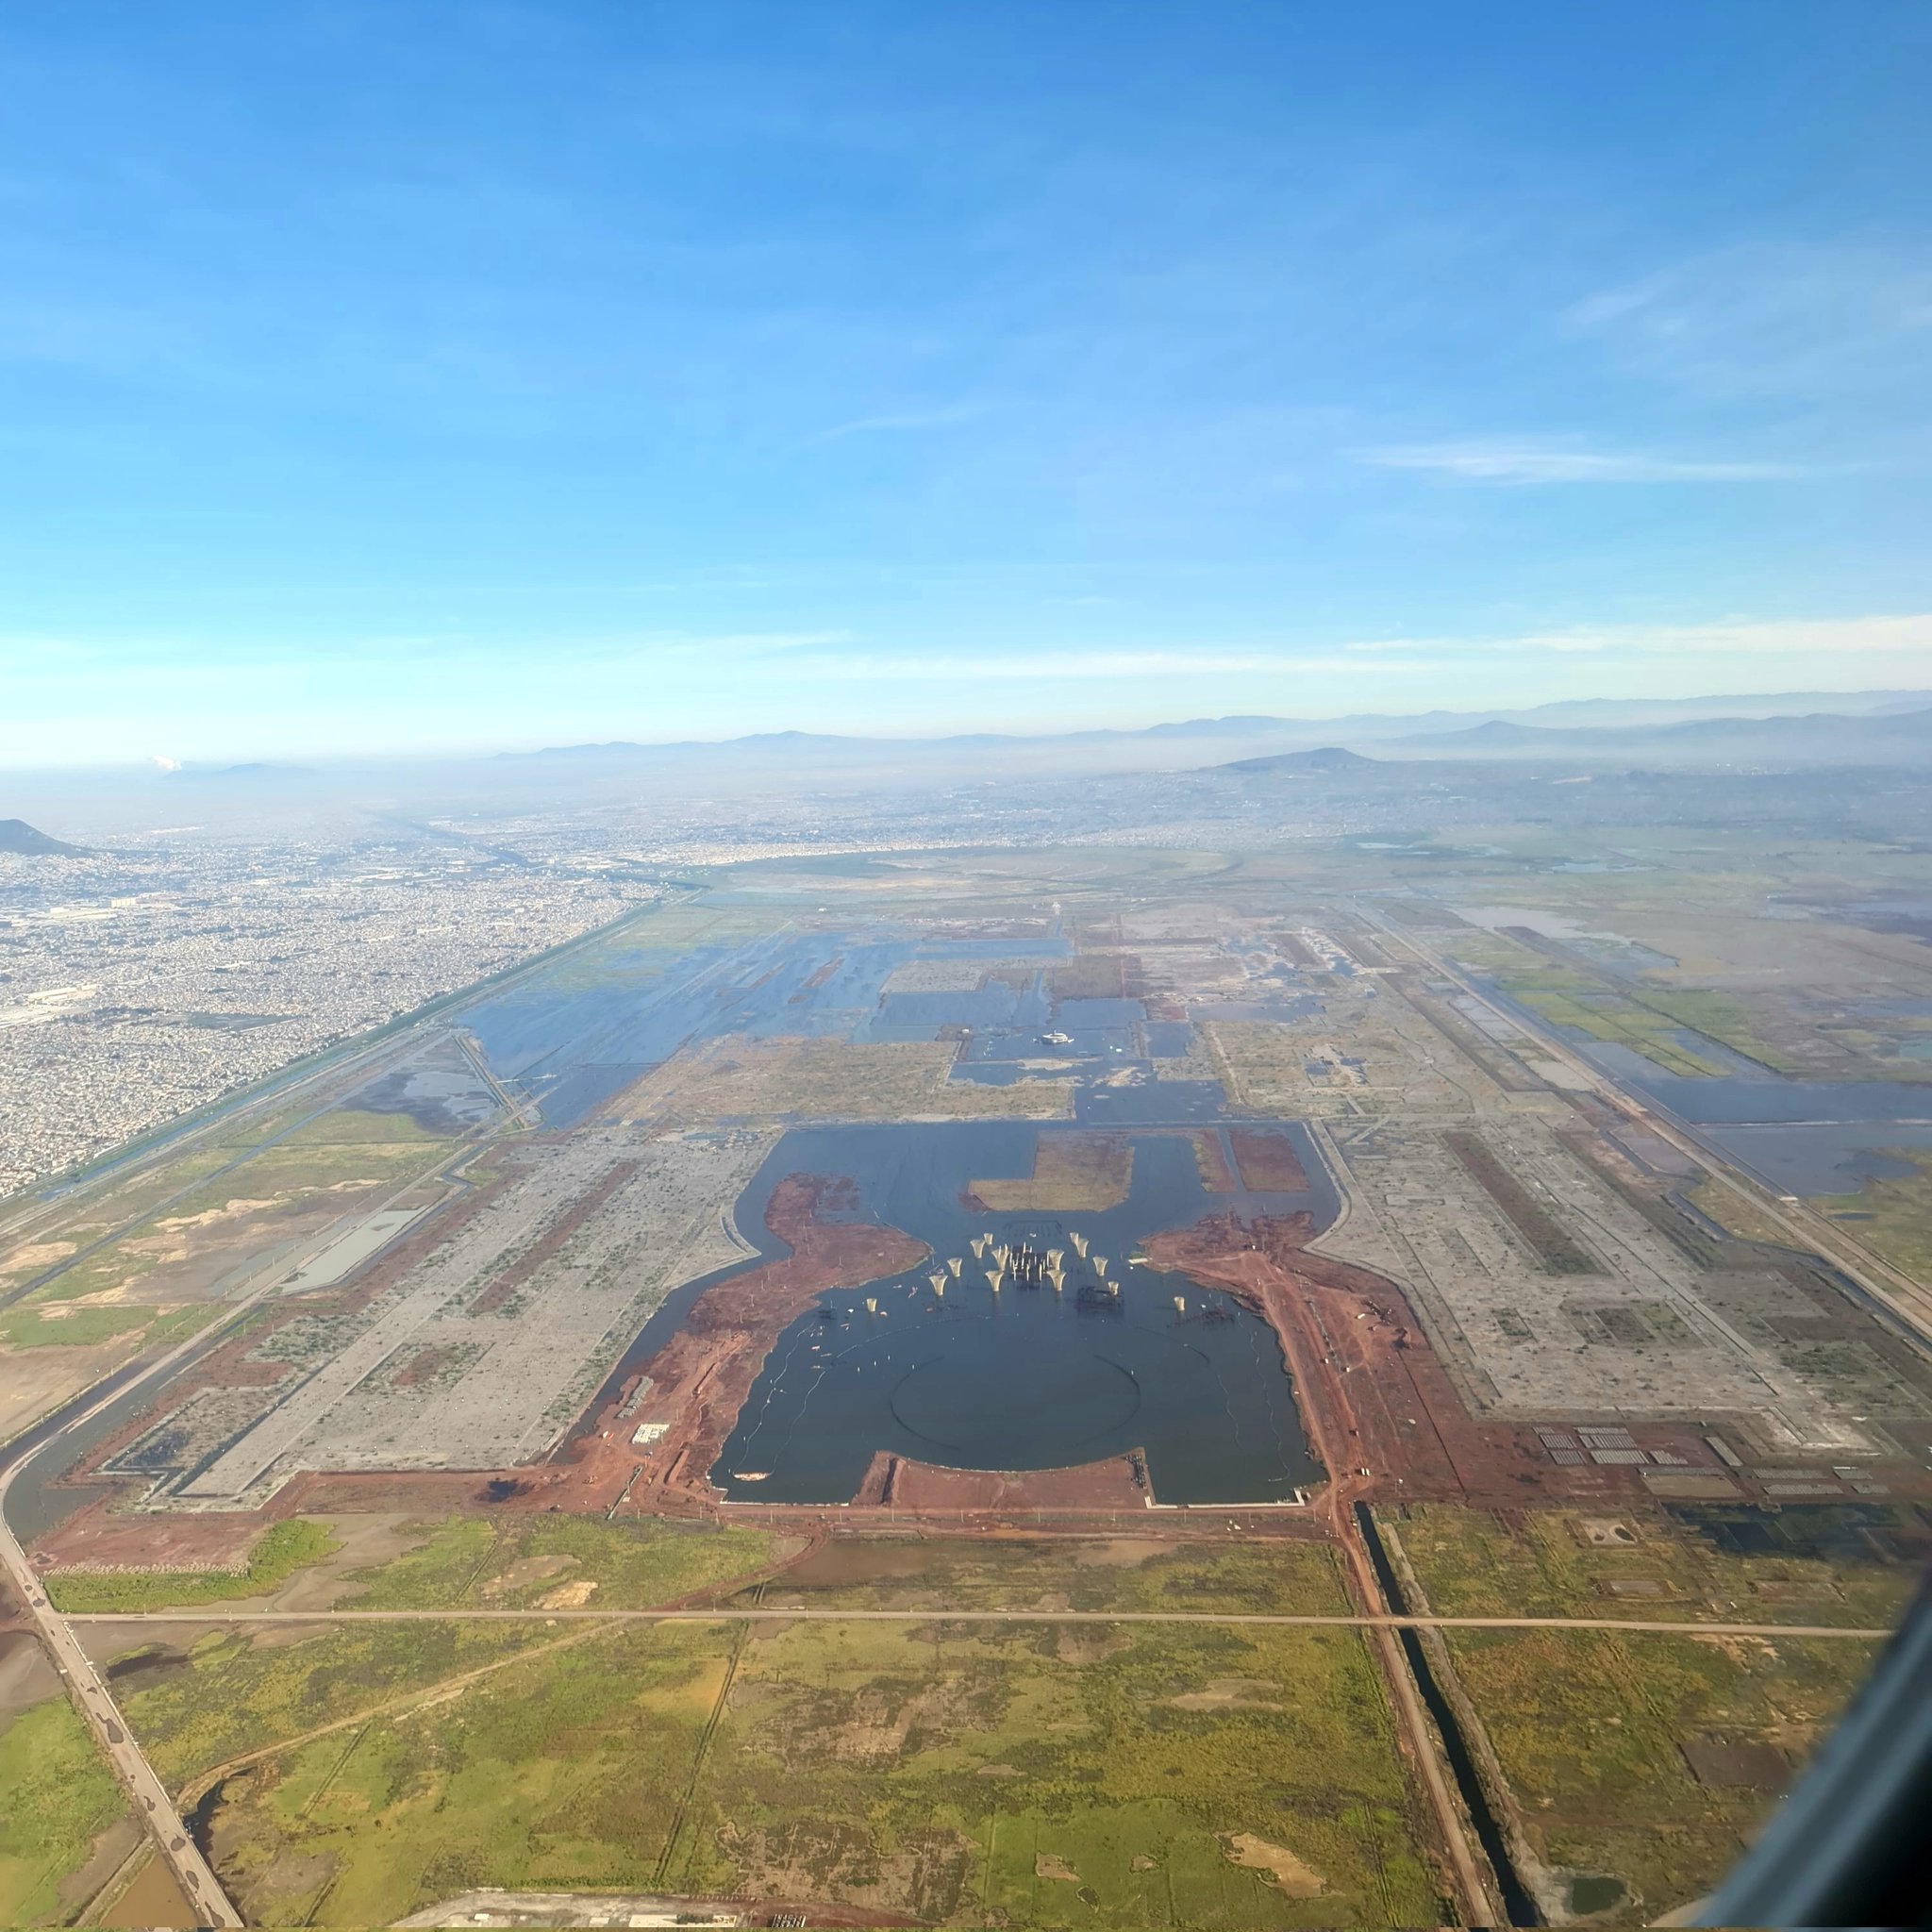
0, 817, 89, 856
1381, 706, 1932, 766
1219, 745, 1380, 774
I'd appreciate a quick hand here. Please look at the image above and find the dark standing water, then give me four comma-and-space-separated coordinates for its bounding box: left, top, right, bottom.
714, 1122, 1329, 1506
462, 928, 1079, 1127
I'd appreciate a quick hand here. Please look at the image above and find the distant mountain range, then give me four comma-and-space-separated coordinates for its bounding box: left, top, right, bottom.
482, 688, 1932, 776
13, 688, 1932, 832
1372, 704, 1932, 766
0, 817, 89, 857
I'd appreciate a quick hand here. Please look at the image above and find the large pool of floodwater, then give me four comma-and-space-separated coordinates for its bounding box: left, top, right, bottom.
709, 1121, 1329, 1506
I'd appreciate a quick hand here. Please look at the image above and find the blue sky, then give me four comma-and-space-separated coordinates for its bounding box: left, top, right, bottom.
4, 1, 1931, 764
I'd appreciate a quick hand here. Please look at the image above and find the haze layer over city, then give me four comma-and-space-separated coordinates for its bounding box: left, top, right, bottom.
3, 7, 1930, 1931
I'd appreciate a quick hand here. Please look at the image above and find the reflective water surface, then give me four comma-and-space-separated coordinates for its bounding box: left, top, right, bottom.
713, 1122, 1329, 1505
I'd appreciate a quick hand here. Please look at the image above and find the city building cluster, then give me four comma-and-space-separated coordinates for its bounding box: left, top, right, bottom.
0, 838, 657, 1196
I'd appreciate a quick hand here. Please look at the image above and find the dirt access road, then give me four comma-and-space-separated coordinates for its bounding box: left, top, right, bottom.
65, 1606, 1892, 1639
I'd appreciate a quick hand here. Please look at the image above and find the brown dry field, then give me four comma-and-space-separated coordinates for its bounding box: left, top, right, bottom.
597, 1035, 1071, 1125
1191, 1129, 1237, 1191
967, 1131, 1134, 1213
0, 1337, 136, 1441
1227, 1128, 1309, 1192
852, 1450, 1149, 1513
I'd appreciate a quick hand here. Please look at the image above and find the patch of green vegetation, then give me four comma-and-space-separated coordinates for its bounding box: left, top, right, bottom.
0, 1303, 153, 1347
1488, 958, 1800, 1078
1391, 1504, 1913, 1631
348, 1513, 776, 1610
1631, 989, 1802, 1074
187, 1617, 1438, 1929
1814, 1150, 1932, 1279
1493, 970, 1726, 1079
121, 1619, 562, 1793
740, 1534, 1352, 1616
1686, 1178, 1798, 1248
61, 1155, 232, 1228
541, 907, 791, 994
47, 1519, 342, 1613
24, 1130, 452, 1311
0, 1298, 221, 1351
1432, 927, 1543, 974
273, 1107, 454, 1147
1445, 1625, 1874, 1924
161, 1139, 449, 1222
187, 1622, 723, 1925
0, 1694, 128, 1926
639, 1035, 1070, 1124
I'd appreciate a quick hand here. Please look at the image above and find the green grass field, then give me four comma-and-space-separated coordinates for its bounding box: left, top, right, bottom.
16, 1104, 458, 1315
0, 1695, 128, 1926
345, 1513, 779, 1610
49, 1514, 778, 1617
1443, 1625, 1874, 1924
46, 1520, 342, 1613
0, 1300, 219, 1351
1491, 968, 1730, 1078
1685, 1177, 1801, 1248
1815, 1150, 1932, 1279
169, 1616, 1441, 1928
735, 1533, 1353, 1617
1389, 1503, 1915, 1631
120, 1620, 567, 1795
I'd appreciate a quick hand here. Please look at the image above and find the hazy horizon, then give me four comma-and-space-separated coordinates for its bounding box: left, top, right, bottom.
0, 678, 1926, 780
5, 3, 1931, 765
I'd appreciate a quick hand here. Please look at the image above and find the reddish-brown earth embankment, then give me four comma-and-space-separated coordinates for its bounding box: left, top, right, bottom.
34, 1169, 923, 1551
1145, 1211, 1633, 1509
571, 1174, 929, 1515
850, 1451, 1149, 1514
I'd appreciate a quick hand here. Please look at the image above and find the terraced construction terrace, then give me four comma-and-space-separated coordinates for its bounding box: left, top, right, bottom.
5, 841, 1932, 1929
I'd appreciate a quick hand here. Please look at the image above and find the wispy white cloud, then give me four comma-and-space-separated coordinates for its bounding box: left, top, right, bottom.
1350, 613, 1932, 659
1565, 241, 1932, 396
644, 628, 855, 655
808, 404, 987, 442
1356, 441, 1801, 484
1519, 613, 1932, 658
808, 649, 1424, 681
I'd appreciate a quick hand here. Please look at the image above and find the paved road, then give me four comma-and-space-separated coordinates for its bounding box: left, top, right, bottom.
0, 1469, 242, 1924
0, 1134, 492, 1927
64, 1605, 1893, 1639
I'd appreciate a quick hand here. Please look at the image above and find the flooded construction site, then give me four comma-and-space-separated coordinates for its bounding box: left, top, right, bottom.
706, 1122, 1332, 1505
